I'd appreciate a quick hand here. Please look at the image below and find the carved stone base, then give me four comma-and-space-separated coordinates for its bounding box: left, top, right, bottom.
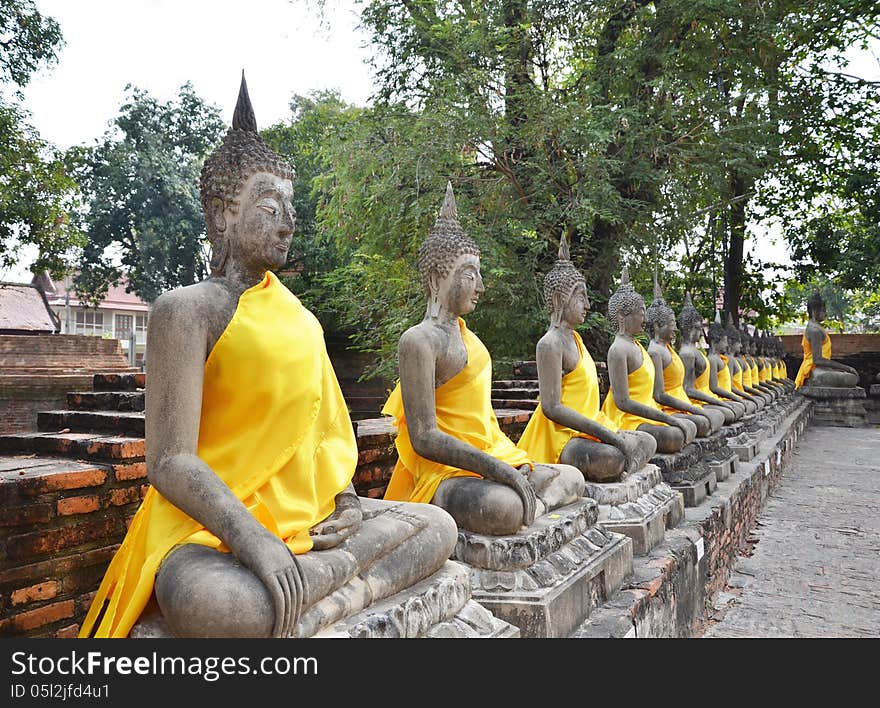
798, 385, 869, 427
650, 447, 718, 507
727, 431, 759, 461
130, 561, 518, 639
454, 500, 633, 638
582, 465, 682, 556
707, 451, 737, 481
670, 465, 717, 507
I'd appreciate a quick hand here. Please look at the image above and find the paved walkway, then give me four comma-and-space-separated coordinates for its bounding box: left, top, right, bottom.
704, 425, 880, 637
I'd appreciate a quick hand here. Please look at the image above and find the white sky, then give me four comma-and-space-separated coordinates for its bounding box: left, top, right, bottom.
3, 1, 878, 283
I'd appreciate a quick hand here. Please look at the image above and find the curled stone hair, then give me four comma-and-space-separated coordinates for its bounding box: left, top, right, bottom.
543, 234, 586, 310
678, 292, 703, 336
200, 73, 294, 267
807, 290, 825, 318
708, 311, 727, 346
417, 182, 481, 295
725, 313, 741, 346
645, 274, 675, 337
607, 264, 644, 329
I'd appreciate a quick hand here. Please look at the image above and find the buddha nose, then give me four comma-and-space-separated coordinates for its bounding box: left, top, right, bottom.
279, 203, 296, 235
475, 272, 485, 294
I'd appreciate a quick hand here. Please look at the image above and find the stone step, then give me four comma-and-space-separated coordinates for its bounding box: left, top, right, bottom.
93, 372, 145, 391
492, 398, 538, 411
38, 410, 145, 437
493, 379, 539, 390
491, 387, 538, 400
67, 391, 145, 412
0, 432, 145, 461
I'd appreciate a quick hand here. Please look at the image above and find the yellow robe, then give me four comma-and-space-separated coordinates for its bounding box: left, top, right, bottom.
751, 363, 760, 385
517, 331, 618, 464
718, 355, 734, 393
732, 362, 745, 392
661, 343, 701, 412
79, 272, 355, 638
382, 318, 531, 504
795, 330, 831, 388
694, 350, 713, 399
741, 362, 753, 388
601, 341, 668, 431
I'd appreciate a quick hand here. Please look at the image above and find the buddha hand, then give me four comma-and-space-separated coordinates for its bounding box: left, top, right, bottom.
236, 528, 305, 638
309, 492, 363, 551
507, 464, 538, 527
674, 418, 696, 445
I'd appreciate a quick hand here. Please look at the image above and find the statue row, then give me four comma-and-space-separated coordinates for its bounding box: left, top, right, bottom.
77, 77, 819, 639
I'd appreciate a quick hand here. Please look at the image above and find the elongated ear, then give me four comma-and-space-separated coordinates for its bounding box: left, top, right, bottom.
209, 197, 227, 234
428, 268, 441, 296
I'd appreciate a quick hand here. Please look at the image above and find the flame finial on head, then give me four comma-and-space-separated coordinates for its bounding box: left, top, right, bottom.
439, 181, 457, 220
232, 71, 258, 132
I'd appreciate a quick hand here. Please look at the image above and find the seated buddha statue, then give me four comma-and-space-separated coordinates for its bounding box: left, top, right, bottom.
516, 237, 656, 483
646, 280, 721, 436
676, 293, 740, 424
795, 291, 858, 388
725, 321, 769, 409
771, 335, 796, 390
706, 314, 753, 416
600, 267, 696, 454
79, 76, 458, 639
382, 183, 584, 535
753, 331, 785, 396
740, 326, 779, 401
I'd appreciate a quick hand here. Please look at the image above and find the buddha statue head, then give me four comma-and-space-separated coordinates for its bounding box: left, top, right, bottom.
677, 292, 703, 345
708, 311, 728, 353
645, 275, 676, 343
418, 182, 483, 319
725, 315, 742, 355
607, 264, 646, 336
200, 73, 295, 277
807, 290, 826, 323
544, 235, 588, 326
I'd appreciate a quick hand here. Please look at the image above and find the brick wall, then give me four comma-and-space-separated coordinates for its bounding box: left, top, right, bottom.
0, 455, 147, 637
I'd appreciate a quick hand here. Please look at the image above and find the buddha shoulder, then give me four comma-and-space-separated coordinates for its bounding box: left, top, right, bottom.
149, 281, 237, 349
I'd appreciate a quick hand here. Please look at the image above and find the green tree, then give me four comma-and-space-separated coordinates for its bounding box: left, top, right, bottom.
69, 84, 225, 304
0, 0, 62, 88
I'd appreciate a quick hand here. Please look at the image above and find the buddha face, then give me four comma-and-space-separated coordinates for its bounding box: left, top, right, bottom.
218, 171, 296, 274
655, 312, 677, 343
561, 282, 589, 326
620, 300, 646, 336
434, 252, 484, 316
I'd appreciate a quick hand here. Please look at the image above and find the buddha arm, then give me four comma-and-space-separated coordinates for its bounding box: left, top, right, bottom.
536, 338, 625, 448
607, 343, 679, 426
806, 325, 856, 373
649, 347, 704, 415
708, 356, 744, 402
681, 349, 730, 408
145, 291, 304, 638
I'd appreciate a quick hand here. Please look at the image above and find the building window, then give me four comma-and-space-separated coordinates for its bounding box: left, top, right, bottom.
135, 314, 147, 342
75, 310, 104, 336
115, 314, 133, 340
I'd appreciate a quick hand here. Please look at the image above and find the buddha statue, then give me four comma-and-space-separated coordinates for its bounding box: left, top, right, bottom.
740, 326, 779, 401
706, 314, 752, 416
676, 293, 740, 424
753, 331, 785, 396
382, 183, 584, 535
772, 335, 795, 390
646, 279, 721, 436
80, 76, 459, 639
794, 291, 858, 388
725, 320, 769, 408
516, 237, 656, 483
600, 266, 696, 454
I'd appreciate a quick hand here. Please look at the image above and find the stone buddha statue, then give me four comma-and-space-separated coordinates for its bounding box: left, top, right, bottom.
646, 279, 721, 436
79, 76, 459, 639
771, 335, 795, 390
516, 237, 656, 483
382, 183, 584, 535
600, 266, 696, 454
794, 291, 858, 388
706, 314, 752, 416
740, 326, 779, 401
676, 293, 740, 424
752, 330, 785, 397
725, 321, 769, 408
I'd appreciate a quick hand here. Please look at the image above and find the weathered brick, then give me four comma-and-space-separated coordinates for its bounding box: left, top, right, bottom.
109, 487, 141, 506
11, 580, 59, 606
57, 495, 101, 516
6, 518, 119, 561
0, 545, 119, 586
0, 599, 74, 635
9, 464, 108, 497
55, 623, 79, 638
76, 591, 97, 615
113, 462, 147, 481
0, 503, 52, 527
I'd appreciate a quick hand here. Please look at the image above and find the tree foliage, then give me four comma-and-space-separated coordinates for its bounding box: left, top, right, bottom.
68, 84, 224, 304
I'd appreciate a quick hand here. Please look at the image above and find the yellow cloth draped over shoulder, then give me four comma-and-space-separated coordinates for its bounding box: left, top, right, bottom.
601, 341, 668, 430
694, 350, 713, 399
750, 363, 760, 384
741, 362, 753, 388
79, 272, 356, 639
732, 362, 745, 391
661, 342, 701, 411
760, 363, 771, 382
795, 330, 831, 388
718, 355, 733, 392
382, 318, 530, 504
517, 331, 617, 464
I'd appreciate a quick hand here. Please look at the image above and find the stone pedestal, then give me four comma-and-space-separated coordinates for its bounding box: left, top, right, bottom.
707, 450, 737, 481
727, 432, 759, 461
130, 561, 519, 639
583, 465, 683, 556
798, 385, 869, 428
651, 444, 717, 507
454, 500, 633, 638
